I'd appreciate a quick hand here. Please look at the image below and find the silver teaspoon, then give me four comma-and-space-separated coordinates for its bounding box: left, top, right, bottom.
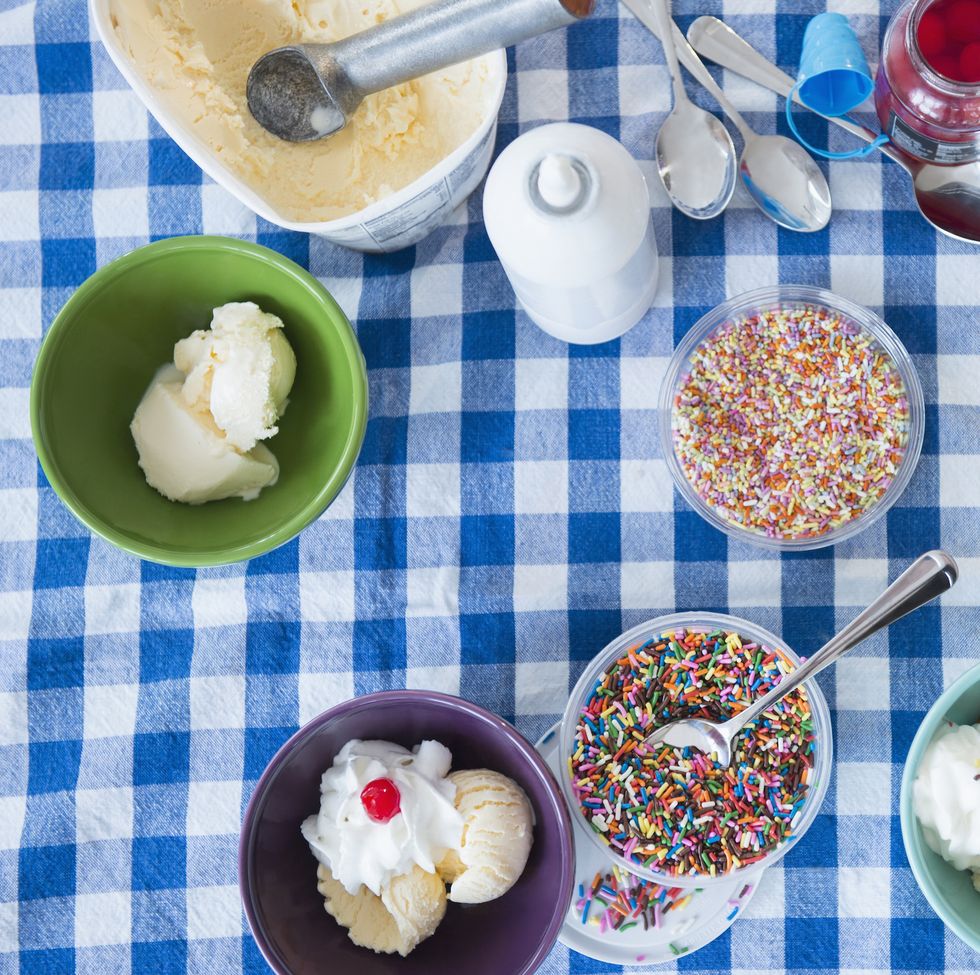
622, 0, 831, 232
686, 15, 980, 245
642, 550, 958, 766
647, 0, 736, 218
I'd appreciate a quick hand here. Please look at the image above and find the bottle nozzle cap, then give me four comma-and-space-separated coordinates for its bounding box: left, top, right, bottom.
536, 154, 583, 210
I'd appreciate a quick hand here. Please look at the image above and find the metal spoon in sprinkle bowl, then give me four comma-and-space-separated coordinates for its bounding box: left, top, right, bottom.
642, 550, 959, 766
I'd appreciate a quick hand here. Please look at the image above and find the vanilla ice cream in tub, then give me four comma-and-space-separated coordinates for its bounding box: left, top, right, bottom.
91, 0, 507, 252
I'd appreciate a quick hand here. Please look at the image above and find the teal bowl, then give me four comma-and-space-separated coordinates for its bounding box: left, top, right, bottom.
30, 236, 368, 567
900, 661, 980, 952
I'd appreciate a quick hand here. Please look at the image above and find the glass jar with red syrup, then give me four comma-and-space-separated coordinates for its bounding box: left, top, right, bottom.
875, 0, 980, 164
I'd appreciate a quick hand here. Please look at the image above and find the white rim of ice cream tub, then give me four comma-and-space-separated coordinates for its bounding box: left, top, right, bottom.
89, 0, 508, 235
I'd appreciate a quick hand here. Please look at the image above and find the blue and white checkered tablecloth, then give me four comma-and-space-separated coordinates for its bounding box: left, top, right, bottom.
2, 0, 980, 972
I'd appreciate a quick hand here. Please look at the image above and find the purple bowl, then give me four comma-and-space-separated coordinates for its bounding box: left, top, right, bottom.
239, 690, 574, 975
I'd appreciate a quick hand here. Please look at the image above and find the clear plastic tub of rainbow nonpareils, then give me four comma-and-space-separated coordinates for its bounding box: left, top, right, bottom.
558, 613, 833, 891
659, 286, 925, 551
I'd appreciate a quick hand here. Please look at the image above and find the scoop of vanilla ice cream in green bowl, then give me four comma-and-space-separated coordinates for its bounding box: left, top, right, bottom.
172, 301, 297, 452
900, 660, 980, 953
30, 236, 367, 567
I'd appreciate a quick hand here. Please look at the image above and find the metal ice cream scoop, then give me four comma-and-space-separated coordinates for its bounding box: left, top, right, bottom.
247, 0, 594, 142
641, 550, 958, 767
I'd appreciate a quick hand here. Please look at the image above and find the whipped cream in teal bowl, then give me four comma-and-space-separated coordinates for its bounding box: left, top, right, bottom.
901, 661, 980, 952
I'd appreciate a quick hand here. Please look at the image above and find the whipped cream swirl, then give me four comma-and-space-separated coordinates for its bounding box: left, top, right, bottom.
913, 722, 980, 888
301, 739, 463, 896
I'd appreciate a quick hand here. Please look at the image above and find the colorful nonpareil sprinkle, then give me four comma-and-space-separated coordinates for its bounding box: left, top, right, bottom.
569, 628, 816, 878
671, 304, 910, 541
574, 865, 697, 934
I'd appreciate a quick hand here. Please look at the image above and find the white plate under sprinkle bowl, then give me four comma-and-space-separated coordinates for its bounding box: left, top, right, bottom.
536, 723, 759, 966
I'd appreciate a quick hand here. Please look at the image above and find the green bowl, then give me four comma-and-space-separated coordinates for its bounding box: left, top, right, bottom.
30, 236, 367, 567
900, 660, 980, 952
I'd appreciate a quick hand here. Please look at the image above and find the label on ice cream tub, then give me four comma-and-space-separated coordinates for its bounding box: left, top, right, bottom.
324, 124, 498, 253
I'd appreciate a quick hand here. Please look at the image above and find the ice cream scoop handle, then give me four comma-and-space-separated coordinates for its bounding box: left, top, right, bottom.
724, 551, 958, 735
324, 0, 590, 98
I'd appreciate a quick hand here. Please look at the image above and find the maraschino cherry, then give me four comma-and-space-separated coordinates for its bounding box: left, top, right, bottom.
918, 9, 947, 59
918, 0, 980, 82
360, 778, 402, 823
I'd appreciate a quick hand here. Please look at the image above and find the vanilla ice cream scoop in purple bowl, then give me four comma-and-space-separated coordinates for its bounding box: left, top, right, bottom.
239, 691, 574, 975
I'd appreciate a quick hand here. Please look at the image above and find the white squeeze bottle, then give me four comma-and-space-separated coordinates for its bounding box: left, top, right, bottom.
482, 122, 659, 345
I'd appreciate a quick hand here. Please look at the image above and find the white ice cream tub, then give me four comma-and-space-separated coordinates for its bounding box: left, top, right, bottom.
90, 0, 507, 253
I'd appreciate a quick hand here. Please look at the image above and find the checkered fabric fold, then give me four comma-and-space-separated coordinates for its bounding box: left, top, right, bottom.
1, 0, 979, 972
